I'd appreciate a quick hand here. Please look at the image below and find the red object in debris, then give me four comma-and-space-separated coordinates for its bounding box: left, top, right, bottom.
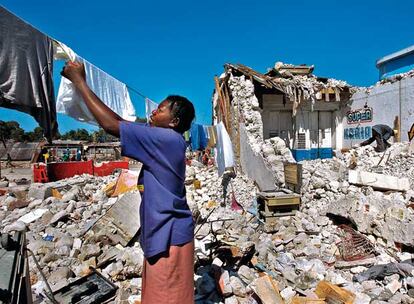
33, 164, 49, 183
231, 191, 243, 211
337, 224, 377, 261
47, 160, 94, 181
37, 160, 129, 182
93, 161, 129, 177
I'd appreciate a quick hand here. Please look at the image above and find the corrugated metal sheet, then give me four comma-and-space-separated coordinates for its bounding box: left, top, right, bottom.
0, 142, 14, 160
0, 142, 40, 161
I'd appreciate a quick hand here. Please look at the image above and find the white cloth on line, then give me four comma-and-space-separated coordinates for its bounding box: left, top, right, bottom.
215, 122, 235, 176
145, 98, 158, 122
55, 42, 136, 125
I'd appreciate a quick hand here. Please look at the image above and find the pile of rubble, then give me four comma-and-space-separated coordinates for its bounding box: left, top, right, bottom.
186, 143, 414, 303
1, 141, 414, 303
0, 173, 144, 303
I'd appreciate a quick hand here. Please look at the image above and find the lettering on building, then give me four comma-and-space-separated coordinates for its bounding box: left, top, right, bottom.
346, 107, 373, 124
344, 126, 372, 140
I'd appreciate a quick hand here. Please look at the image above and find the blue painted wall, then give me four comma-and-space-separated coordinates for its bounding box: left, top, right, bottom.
378, 52, 414, 79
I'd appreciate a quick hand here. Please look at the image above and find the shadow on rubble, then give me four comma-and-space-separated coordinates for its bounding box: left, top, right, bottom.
326, 213, 358, 230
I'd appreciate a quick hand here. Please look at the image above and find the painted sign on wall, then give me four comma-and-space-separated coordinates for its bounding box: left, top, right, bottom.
344, 126, 372, 140
346, 107, 373, 124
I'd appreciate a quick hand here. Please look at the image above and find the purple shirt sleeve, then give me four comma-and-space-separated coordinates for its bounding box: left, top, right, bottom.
119, 121, 159, 165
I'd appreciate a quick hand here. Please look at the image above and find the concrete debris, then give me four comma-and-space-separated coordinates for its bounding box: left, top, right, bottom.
188, 141, 414, 303
1, 141, 414, 303
349, 169, 410, 192
228, 74, 296, 189
85, 190, 141, 247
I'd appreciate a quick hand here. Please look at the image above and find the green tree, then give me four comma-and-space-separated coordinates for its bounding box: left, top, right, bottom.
76, 129, 92, 141
0, 120, 23, 140
91, 128, 117, 142
60, 129, 92, 141
32, 126, 44, 141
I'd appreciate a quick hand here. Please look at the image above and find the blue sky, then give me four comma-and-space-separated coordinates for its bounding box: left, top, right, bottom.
0, 0, 413, 133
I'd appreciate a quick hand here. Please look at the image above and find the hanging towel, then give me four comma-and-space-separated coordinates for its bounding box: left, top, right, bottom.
0, 7, 57, 141
190, 123, 208, 151
215, 122, 234, 176
55, 44, 136, 125
145, 98, 158, 123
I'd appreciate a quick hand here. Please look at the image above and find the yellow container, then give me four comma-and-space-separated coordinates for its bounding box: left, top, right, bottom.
193, 179, 201, 189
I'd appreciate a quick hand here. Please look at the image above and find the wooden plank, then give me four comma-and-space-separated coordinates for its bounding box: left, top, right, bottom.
348, 170, 410, 192
214, 76, 227, 128
394, 115, 401, 142
254, 275, 285, 304
315, 281, 355, 304
223, 82, 233, 142
284, 163, 302, 193
266, 196, 300, 207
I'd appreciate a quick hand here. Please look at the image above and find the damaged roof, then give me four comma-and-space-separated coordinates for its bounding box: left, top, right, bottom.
223, 62, 353, 114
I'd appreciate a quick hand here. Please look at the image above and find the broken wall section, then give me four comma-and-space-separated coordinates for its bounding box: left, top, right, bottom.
227, 74, 295, 189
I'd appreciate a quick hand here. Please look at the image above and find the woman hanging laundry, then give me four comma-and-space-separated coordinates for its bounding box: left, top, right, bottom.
61, 61, 196, 304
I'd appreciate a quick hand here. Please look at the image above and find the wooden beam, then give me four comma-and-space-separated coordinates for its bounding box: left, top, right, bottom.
214, 76, 227, 129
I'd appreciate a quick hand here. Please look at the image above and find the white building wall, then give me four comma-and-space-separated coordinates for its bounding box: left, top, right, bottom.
342, 77, 414, 148
401, 77, 414, 141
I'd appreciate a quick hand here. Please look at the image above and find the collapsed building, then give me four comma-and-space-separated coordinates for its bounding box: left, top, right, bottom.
212, 62, 353, 190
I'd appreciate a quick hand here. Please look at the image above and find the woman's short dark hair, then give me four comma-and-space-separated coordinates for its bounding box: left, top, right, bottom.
166, 95, 195, 133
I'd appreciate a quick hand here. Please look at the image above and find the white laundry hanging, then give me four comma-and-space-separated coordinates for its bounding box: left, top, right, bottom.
54, 41, 136, 125
214, 122, 235, 176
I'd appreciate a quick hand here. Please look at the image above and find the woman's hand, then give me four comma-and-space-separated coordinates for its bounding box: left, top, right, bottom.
61, 61, 86, 85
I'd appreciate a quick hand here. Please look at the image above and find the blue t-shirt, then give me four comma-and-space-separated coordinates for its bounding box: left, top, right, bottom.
120, 121, 194, 258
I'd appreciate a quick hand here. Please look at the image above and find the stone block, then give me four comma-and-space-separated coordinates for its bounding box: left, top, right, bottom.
348, 170, 410, 192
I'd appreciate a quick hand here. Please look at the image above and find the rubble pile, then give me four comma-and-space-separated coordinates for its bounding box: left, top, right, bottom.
341, 143, 414, 188
1, 142, 414, 303
355, 67, 414, 95
377, 68, 414, 86
186, 143, 414, 303
0, 174, 145, 302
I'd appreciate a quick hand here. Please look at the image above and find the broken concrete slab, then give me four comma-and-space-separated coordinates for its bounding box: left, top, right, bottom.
49, 210, 69, 225
218, 270, 233, 297
18, 209, 48, 224
78, 244, 101, 261
3, 220, 26, 233
348, 170, 410, 192
86, 191, 141, 247
28, 183, 54, 200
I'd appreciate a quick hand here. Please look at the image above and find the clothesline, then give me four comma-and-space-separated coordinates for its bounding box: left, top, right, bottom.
54, 40, 150, 102
126, 85, 147, 100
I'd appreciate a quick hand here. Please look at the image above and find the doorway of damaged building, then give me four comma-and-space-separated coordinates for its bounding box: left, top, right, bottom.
261, 92, 338, 161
